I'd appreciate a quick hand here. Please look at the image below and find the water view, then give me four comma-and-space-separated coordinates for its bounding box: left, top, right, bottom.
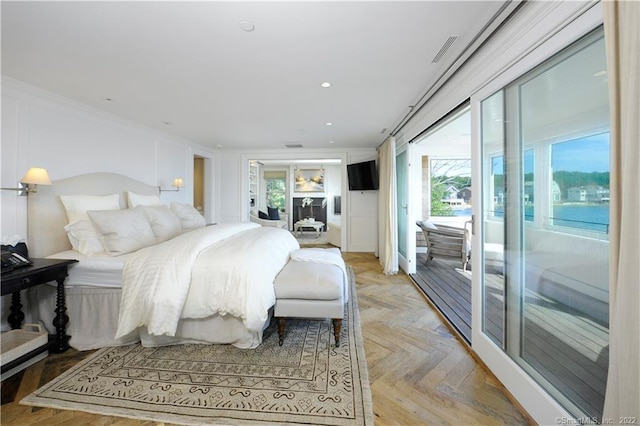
489, 204, 610, 233
550, 204, 610, 233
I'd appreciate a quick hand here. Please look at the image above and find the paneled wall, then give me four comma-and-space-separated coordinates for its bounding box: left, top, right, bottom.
0, 78, 218, 332
1, 78, 379, 257
345, 152, 378, 253
1, 78, 214, 240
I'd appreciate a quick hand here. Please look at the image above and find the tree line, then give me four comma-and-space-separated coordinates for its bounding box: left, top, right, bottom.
493, 171, 609, 198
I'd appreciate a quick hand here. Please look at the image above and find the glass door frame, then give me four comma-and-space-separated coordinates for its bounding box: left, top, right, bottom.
469, 5, 603, 424
397, 143, 416, 274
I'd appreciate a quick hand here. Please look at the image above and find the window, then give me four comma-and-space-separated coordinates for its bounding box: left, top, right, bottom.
550, 133, 610, 234
430, 159, 472, 217
264, 171, 286, 212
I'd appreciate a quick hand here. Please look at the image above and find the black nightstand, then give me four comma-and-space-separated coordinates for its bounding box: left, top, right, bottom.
1, 258, 78, 374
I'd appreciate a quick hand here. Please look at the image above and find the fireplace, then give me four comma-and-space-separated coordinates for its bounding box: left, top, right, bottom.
292, 197, 327, 231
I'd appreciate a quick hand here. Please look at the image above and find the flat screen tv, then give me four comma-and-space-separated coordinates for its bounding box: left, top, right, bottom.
347, 160, 379, 191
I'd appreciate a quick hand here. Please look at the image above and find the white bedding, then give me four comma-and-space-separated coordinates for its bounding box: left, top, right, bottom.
28, 173, 302, 350
290, 247, 349, 295
116, 222, 299, 340
46, 250, 128, 288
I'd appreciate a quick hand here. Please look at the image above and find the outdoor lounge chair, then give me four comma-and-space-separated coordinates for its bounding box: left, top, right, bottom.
417, 220, 471, 271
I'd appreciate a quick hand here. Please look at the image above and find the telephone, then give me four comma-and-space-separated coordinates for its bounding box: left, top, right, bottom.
1, 250, 32, 272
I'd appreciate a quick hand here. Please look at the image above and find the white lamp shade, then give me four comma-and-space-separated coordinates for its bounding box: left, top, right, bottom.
172, 178, 184, 188
21, 167, 51, 185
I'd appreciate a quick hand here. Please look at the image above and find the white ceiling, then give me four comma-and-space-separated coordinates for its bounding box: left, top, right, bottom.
1, 1, 509, 151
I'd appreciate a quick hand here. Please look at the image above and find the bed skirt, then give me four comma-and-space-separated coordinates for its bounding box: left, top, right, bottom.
29, 285, 265, 351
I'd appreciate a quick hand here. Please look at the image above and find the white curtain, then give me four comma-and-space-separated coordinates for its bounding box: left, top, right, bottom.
377, 136, 398, 275
602, 0, 640, 420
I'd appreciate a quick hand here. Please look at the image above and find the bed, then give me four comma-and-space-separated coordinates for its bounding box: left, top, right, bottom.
26, 173, 299, 350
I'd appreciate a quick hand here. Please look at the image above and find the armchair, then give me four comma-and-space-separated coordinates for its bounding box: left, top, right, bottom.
249, 210, 289, 230
416, 220, 471, 271
326, 220, 341, 247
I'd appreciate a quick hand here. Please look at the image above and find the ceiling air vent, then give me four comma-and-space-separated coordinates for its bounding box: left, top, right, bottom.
284, 143, 304, 148
432, 36, 458, 63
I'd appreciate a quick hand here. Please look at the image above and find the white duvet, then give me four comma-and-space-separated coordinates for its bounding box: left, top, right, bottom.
115, 222, 299, 339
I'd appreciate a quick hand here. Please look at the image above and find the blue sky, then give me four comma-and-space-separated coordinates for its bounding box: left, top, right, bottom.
551, 133, 610, 173
492, 132, 610, 175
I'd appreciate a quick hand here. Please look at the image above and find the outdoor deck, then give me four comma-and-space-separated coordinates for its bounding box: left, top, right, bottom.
411, 254, 608, 419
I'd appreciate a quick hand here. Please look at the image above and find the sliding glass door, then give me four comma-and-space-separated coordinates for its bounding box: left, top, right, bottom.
480, 90, 506, 348
397, 144, 416, 274
474, 28, 610, 420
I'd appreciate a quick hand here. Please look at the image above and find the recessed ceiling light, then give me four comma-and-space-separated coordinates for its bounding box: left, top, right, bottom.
239, 21, 255, 32
104, 97, 114, 102
326, 122, 332, 126
593, 70, 607, 77
329, 140, 335, 144
320, 82, 332, 88
162, 121, 172, 125
216, 144, 223, 149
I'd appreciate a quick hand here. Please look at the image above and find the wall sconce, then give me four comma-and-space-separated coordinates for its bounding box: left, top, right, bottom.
158, 178, 184, 193
1, 167, 52, 196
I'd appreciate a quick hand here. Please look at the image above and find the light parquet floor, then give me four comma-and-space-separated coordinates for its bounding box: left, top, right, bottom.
1, 251, 532, 425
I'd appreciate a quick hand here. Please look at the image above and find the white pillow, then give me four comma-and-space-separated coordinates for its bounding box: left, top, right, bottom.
170, 202, 206, 231
63, 220, 105, 256
418, 220, 438, 230
60, 194, 120, 223
87, 209, 157, 256
136, 205, 182, 242
127, 192, 163, 208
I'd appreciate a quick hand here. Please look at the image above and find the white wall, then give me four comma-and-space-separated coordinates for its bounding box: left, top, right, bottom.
1, 77, 216, 240
0, 78, 381, 254
214, 152, 243, 224
345, 152, 378, 252
0, 77, 220, 332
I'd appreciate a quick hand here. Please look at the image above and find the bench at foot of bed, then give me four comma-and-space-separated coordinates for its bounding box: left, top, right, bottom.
273, 248, 347, 347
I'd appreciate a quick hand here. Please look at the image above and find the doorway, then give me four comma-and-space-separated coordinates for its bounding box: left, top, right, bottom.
194, 156, 205, 216
409, 105, 473, 343
192, 153, 213, 223
246, 158, 345, 249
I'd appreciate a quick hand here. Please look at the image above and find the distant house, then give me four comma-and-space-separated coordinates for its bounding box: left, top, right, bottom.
443, 185, 459, 200
568, 186, 609, 202
552, 181, 562, 202
457, 187, 472, 203
568, 187, 587, 202
524, 181, 561, 203
524, 181, 534, 203
587, 186, 610, 202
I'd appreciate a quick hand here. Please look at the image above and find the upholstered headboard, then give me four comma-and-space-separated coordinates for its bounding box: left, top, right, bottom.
27, 173, 159, 258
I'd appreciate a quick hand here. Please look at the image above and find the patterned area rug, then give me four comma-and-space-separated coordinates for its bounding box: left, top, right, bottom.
293, 230, 329, 245
21, 268, 372, 425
